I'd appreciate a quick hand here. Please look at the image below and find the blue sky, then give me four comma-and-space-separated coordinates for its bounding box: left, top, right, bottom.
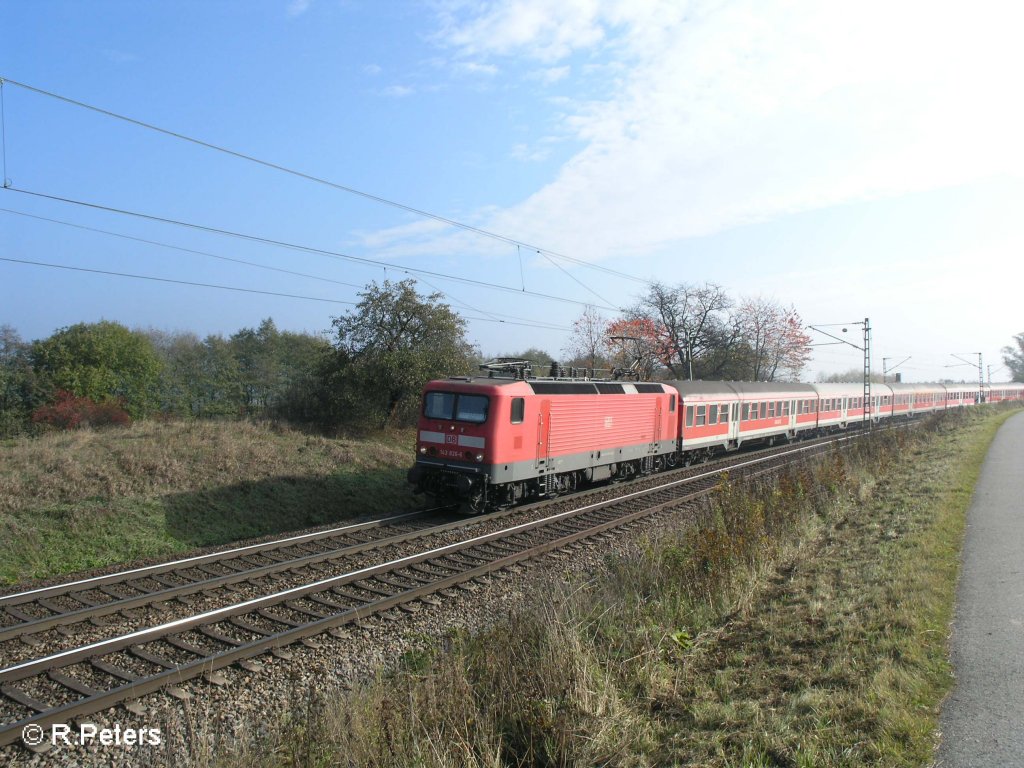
2, 0, 1022, 383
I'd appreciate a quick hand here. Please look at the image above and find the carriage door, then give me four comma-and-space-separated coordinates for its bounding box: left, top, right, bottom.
729, 402, 740, 443
535, 399, 551, 472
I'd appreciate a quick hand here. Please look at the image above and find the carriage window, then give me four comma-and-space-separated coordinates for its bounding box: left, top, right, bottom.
510, 397, 525, 424
686, 405, 694, 427
742, 403, 750, 420
670, 394, 676, 412
696, 405, 706, 426
709, 404, 718, 424
750, 402, 759, 419
767, 402, 775, 418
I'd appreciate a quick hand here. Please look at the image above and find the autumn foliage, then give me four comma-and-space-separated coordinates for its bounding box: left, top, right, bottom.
31, 390, 132, 430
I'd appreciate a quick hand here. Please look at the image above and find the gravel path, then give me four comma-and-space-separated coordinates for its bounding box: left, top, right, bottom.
938, 411, 1024, 767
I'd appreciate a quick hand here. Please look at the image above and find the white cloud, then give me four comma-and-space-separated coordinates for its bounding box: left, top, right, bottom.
455, 61, 499, 76
286, 0, 311, 18
511, 143, 551, 162
382, 84, 414, 98
530, 65, 571, 84
364, 63, 383, 76
102, 49, 138, 64
421, 0, 1024, 262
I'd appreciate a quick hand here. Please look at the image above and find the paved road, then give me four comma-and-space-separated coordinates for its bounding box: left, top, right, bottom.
937, 410, 1024, 767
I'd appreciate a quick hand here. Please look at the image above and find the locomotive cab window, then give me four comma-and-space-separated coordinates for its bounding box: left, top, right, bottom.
424, 392, 490, 424
456, 395, 489, 423
510, 397, 525, 424
424, 392, 456, 421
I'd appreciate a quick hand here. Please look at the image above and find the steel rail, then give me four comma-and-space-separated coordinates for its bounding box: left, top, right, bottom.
0, 431, 861, 642
0, 509, 438, 606
0, 509, 488, 642
0, 437, 847, 747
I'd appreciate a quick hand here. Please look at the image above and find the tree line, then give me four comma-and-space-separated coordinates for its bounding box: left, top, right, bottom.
560, 282, 812, 382
0, 281, 474, 437
8, 277, 1013, 438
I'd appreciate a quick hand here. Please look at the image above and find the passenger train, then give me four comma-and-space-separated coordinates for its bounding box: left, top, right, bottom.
407, 370, 1024, 512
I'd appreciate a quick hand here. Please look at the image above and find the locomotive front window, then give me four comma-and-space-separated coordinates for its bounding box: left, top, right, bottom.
424, 392, 490, 423
455, 394, 489, 423
424, 391, 456, 420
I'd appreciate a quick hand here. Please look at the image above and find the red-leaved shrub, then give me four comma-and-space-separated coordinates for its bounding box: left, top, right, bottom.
32, 391, 132, 430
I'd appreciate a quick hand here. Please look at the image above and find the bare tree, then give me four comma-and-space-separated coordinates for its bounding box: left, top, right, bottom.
629, 282, 740, 379
562, 306, 609, 371
605, 317, 662, 380
735, 298, 813, 381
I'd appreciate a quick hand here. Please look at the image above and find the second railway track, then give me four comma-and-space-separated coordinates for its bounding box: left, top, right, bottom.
0, 430, 874, 747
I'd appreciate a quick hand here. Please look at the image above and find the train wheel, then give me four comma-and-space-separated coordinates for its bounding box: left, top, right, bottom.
468, 487, 488, 514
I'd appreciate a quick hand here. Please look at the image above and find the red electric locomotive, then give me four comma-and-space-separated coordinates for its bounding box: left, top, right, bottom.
407, 372, 678, 512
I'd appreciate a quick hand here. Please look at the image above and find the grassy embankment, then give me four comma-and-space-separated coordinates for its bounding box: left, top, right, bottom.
217, 406, 1017, 768
0, 421, 418, 584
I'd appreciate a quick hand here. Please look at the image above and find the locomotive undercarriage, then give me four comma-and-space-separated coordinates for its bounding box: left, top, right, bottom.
411, 451, 684, 514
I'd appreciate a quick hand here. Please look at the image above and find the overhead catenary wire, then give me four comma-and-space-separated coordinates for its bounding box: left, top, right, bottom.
0, 256, 358, 305
7, 186, 622, 313
2, 205, 571, 327
0, 256, 573, 331
535, 249, 617, 308
0, 76, 653, 287
0, 207, 364, 290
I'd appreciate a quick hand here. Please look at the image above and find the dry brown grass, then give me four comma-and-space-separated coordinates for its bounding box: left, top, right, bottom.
0, 420, 418, 583
207, 407, 1015, 768
0, 420, 409, 514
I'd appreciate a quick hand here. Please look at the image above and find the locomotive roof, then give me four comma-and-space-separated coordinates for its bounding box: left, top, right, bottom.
438, 376, 524, 387
434, 376, 671, 394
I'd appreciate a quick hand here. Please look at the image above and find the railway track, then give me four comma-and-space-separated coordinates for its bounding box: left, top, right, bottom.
0, 431, 870, 748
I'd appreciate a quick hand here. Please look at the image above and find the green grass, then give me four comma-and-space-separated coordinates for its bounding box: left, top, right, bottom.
208, 406, 1017, 768
0, 420, 420, 584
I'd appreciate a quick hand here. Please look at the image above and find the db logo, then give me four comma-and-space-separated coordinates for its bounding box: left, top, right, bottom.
445, 434, 457, 444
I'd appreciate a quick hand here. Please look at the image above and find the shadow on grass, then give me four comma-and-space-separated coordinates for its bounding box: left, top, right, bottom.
162, 467, 421, 548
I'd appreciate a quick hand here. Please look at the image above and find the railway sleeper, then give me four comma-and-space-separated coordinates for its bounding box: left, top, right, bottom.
129, 645, 178, 670
198, 626, 245, 647
90, 659, 140, 683
46, 670, 100, 698
1, 684, 48, 713
164, 635, 213, 658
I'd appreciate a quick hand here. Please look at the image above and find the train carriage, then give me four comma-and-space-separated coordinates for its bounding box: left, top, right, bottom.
665, 381, 821, 459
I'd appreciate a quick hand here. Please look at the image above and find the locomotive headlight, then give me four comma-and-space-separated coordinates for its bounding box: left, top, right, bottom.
419, 446, 427, 454
475, 453, 484, 462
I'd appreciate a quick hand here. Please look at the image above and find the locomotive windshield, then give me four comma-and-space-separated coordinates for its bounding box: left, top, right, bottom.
424, 391, 489, 424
